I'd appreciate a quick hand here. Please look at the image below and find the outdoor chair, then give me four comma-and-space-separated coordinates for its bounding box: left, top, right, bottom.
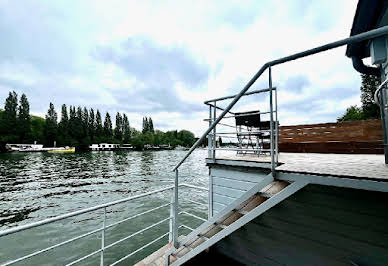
235, 111, 277, 156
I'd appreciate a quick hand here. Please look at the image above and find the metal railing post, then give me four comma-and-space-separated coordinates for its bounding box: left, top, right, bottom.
169, 191, 174, 242
213, 101, 217, 161
208, 105, 212, 159
275, 87, 279, 165
173, 169, 179, 248
100, 207, 106, 266
269, 66, 275, 177
208, 174, 213, 219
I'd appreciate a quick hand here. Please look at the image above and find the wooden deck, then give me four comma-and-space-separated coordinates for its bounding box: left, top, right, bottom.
209, 153, 388, 181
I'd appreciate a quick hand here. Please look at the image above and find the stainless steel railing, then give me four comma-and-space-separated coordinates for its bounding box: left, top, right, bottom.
0, 183, 208, 266
170, 25, 388, 250
204, 87, 279, 165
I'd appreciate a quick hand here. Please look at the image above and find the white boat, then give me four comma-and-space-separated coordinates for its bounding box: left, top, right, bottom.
89, 143, 120, 151
120, 144, 134, 150
6, 143, 45, 152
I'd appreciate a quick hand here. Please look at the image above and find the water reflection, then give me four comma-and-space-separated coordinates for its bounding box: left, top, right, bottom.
0, 149, 208, 229
140, 151, 154, 176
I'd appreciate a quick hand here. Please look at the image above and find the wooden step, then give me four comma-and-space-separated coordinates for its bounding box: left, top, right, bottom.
169, 181, 290, 264
135, 236, 186, 266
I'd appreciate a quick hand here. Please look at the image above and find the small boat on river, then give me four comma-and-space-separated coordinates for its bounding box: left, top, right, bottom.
47, 147, 75, 153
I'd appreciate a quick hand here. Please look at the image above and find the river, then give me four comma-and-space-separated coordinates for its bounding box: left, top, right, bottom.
0, 149, 209, 265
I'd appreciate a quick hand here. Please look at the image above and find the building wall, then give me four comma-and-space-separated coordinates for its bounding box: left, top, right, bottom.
209, 165, 270, 215
212, 183, 388, 266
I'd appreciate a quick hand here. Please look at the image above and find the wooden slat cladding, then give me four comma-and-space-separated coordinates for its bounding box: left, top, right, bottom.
278, 119, 384, 154
213, 184, 388, 266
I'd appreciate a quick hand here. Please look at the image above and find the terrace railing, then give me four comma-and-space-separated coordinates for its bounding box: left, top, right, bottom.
2, 25, 388, 266
0, 183, 208, 265
170, 25, 388, 249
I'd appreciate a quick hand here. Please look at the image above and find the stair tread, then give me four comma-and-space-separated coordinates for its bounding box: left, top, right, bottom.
170, 180, 291, 264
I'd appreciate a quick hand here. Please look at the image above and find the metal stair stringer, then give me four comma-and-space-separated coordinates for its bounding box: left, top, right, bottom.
167, 178, 308, 265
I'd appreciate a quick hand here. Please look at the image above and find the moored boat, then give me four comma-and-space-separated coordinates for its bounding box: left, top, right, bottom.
47, 147, 75, 153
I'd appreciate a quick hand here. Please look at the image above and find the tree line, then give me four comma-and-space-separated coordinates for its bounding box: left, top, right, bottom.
0, 91, 196, 150
337, 74, 381, 121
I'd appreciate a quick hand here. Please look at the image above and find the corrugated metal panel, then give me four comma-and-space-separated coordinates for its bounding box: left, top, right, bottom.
212, 184, 388, 266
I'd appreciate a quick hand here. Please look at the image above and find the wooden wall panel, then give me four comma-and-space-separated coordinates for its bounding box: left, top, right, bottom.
212, 184, 388, 265
277, 119, 384, 154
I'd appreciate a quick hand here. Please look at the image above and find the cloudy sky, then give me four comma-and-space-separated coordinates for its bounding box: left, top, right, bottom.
0, 0, 361, 136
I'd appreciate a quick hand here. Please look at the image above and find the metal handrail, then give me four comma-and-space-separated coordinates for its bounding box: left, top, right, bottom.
0, 183, 208, 266
0, 185, 174, 238
204, 88, 272, 104
173, 25, 388, 172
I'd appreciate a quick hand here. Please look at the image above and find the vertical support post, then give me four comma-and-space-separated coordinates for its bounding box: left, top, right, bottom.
208, 105, 212, 159
208, 170, 213, 219
381, 85, 388, 164
173, 169, 179, 248
169, 188, 174, 242
275, 87, 279, 165
269, 66, 275, 177
100, 207, 106, 266
212, 101, 217, 161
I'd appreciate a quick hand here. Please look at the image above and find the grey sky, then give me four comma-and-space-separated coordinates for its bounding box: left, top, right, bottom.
0, 0, 361, 135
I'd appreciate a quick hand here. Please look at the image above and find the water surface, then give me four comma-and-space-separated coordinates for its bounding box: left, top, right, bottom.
0, 149, 209, 265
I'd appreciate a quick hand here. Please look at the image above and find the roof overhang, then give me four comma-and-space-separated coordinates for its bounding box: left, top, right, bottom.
346, 0, 388, 59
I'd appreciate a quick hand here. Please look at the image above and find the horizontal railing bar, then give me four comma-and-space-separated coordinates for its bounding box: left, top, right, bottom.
217, 111, 277, 120
110, 232, 170, 266
180, 183, 209, 191
2, 226, 105, 266
205, 110, 276, 120
180, 211, 207, 222
0, 186, 174, 237
206, 103, 235, 115
185, 199, 208, 207
104, 217, 171, 251
204, 87, 273, 104
181, 224, 195, 231
174, 25, 388, 172
216, 130, 272, 134
207, 122, 237, 129
105, 203, 171, 230
66, 248, 102, 266
214, 148, 272, 152
1, 204, 173, 265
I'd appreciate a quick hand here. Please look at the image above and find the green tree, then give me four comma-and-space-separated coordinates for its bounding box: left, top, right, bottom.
149, 117, 154, 133
142, 117, 148, 133
0, 91, 18, 142
104, 112, 113, 140
75, 106, 84, 140
82, 107, 89, 137
338, 74, 381, 121
68, 106, 76, 140
177, 130, 195, 147
95, 110, 103, 139
337, 105, 364, 122
89, 108, 95, 141
18, 93, 30, 143
44, 103, 58, 146
360, 74, 381, 119
58, 104, 69, 145
114, 112, 123, 141
122, 114, 130, 143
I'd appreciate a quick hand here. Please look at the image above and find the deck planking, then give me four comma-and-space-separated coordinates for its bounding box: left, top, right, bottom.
211, 152, 388, 181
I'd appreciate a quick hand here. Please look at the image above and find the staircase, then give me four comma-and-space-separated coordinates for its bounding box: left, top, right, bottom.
164, 174, 308, 265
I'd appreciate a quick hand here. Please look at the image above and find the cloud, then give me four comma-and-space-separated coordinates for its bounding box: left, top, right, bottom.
0, 0, 362, 136
93, 37, 209, 114
94, 37, 209, 87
